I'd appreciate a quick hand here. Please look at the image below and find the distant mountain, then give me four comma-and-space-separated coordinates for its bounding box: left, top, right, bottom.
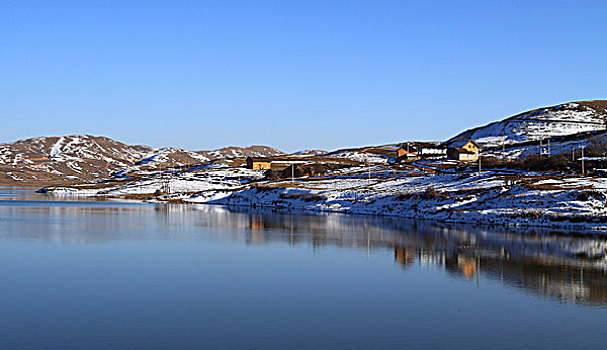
448, 100, 607, 148
292, 150, 328, 156
197, 145, 284, 160
0, 135, 282, 185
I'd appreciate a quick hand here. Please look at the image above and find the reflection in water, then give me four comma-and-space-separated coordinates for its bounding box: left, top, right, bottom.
231, 208, 607, 306
1, 198, 606, 306
0, 186, 123, 202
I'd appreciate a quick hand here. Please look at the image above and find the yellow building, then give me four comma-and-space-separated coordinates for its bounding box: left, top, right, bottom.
246, 157, 271, 170
447, 139, 480, 161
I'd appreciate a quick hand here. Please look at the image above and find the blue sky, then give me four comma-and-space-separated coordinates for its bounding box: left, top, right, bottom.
1, 1, 606, 152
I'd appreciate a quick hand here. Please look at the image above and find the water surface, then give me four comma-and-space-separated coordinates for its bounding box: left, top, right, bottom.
1, 187, 606, 349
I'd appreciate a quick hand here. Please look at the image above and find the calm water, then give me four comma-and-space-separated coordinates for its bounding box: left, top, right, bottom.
1, 187, 606, 349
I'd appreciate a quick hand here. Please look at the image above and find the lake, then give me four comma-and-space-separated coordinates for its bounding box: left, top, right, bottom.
1, 187, 606, 349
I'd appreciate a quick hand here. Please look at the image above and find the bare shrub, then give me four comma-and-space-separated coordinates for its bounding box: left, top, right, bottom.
586, 135, 607, 157
481, 156, 510, 168
395, 193, 415, 200
576, 191, 590, 201
421, 186, 441, 199
521, 154, 569, 171
520, 210, 543, 219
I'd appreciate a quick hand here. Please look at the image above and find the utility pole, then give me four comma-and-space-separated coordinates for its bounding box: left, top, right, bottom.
581, 144, 586, 176
291, 164, 294, 183
165, 173, 171, 194
539, 138, 550, 157
478, 152, 482, 177
368, 161, 371, 185
572, 145, 575, 162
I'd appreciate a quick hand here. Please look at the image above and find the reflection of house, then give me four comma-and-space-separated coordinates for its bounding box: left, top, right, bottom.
394, 246, 416, 269
217, 210, 607, 305
458, 256, 477, 279
447, 140, 479, 161
250, 216, 265, 231
247, 216, 267, 244
246, 157, 271, 170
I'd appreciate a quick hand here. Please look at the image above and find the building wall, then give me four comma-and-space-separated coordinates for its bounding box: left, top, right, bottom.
462, 141, 478, 153
447, 148, 478, 161
419, 148, 447, 156
458, 153, 478, 161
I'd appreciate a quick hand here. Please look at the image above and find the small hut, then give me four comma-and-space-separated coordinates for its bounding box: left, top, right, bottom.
246, 157, 271, 170
447, 140, 479, 161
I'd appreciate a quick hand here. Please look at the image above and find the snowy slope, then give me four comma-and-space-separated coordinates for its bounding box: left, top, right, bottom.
0, 135, 154, 184
197, 145, 284, 160
449, 101, 607, 148
0, 135, 283, 185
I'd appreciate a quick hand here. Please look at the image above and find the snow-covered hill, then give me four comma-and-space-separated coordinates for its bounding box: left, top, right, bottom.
449, 100, 607, 148
0, 135, 283, 185
197, 145, 284, 160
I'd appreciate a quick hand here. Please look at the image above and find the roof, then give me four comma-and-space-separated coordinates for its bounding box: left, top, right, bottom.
397, 148, 416, 154
448, 139, 479, 149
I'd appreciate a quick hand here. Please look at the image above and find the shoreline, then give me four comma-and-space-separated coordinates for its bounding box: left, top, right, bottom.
3, 183, 604, 237
200, 187, 607, 233
33, 173, 607, 234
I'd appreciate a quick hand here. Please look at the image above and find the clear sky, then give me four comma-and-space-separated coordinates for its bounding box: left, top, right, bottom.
1, 1, 606, 152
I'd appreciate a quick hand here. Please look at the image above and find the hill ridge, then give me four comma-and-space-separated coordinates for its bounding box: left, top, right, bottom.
448, 100, 607, 148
